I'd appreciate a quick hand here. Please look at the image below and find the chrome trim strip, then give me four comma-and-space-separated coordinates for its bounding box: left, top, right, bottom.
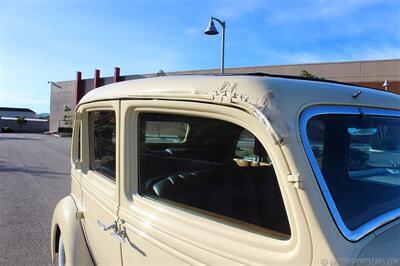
299, 106, 400, 241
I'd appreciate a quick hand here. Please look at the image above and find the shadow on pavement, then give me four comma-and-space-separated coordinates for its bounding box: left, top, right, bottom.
0, 136, 43, 141
0, 162, 68, 179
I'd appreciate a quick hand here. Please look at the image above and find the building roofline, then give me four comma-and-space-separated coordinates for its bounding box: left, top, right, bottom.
0, 107, 36, 113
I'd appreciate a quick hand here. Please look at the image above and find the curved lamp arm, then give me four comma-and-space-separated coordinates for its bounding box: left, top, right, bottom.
211, 17, 225, 28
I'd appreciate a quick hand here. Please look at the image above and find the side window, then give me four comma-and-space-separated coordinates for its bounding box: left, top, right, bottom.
89, 111, 116, 181
138, 113, 290, 239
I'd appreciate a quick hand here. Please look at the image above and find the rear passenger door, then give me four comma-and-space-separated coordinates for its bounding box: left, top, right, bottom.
80, 101, 122, 265
119, 100, 311, 265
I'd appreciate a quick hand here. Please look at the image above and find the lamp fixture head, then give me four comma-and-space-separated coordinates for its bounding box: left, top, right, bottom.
204, 18, 219, 35
383, 79, 389, 87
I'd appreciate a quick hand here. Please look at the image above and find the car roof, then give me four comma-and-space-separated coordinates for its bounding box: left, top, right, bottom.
80, 74, 399, 109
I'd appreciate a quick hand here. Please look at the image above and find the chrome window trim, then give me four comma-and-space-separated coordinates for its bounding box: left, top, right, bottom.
299, 105, 400, 242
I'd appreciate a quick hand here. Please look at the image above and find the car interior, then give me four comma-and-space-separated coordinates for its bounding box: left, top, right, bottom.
138, 113, 291, 239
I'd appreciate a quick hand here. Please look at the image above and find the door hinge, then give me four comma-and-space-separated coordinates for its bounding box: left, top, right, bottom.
75, 211, 85, 220
288, 173, 302, 189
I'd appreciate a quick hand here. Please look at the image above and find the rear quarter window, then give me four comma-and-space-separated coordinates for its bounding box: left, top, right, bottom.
89, 111, 116, 181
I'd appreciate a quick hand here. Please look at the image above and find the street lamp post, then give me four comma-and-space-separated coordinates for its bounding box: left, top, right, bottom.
204, 17, 226, 74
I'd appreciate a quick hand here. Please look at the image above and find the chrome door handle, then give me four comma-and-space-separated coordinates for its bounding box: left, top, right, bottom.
97, 219, 127, 242
111, 227, 127, 243
97, 220, 117, 231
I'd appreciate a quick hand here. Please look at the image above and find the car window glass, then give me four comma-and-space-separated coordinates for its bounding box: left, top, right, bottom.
89, 111, 116, 181
138, 113, 290, 239
234, 130, 272, 167
306, 114, 400, 231
145, 121, 188, 143
307, 119, 325, 168
235, 130, 256, 159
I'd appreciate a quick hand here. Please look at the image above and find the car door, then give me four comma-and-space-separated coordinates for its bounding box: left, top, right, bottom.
80, 101, 122, 265
118, 99, 312, 265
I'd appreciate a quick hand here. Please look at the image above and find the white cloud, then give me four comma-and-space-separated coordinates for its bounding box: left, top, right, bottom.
184, 26, 201, 36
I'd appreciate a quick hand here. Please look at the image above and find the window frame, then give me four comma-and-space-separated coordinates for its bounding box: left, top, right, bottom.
72, 113, 82, 167
299, 105, 400, 242
82, 104, 118, 185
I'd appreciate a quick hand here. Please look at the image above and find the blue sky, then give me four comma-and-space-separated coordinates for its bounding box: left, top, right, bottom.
0, 0, 399, 113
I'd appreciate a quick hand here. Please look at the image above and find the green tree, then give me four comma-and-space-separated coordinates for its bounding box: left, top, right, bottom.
300, 70, 324, 80
16, 116, 27, 132
63, 105, 72, 127
63, 105, 72, 112
157, 69, 166, 76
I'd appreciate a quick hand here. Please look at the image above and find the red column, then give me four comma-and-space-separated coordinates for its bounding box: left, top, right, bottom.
94, 69, 100, 88
75, 71, 82, 104
114, 67, 121, 83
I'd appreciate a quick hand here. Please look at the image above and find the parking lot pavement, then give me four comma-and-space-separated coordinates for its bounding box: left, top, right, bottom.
0, 133, 71, 265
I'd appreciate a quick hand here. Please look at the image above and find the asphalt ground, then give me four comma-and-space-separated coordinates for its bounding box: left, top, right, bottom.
0, 133, 71, 266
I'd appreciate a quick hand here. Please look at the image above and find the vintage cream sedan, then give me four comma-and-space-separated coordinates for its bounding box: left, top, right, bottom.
51, 74, 400, 265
